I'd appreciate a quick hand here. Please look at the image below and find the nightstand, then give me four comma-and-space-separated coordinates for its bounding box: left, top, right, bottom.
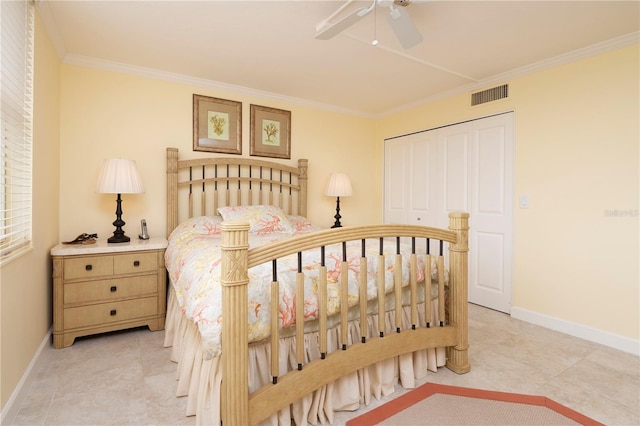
51, 237, 168, 348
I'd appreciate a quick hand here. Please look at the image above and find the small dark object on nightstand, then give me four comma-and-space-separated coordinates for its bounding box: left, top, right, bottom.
62, 233, 98, 245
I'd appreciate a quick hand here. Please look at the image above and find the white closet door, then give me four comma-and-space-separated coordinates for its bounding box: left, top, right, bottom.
438, 122, 471, 229
384, 133, 437, 226
437, 114, 513, 313
384, 137, 410, 224
384, 113, 513, 313
468, 114, 513, 313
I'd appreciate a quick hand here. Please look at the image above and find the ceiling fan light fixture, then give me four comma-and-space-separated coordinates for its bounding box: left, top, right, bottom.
388, 6, 401, 20
315, 10, 363, 39
315, 4, 374, 40
315, 0, 423, 49
386, 5, 423, 48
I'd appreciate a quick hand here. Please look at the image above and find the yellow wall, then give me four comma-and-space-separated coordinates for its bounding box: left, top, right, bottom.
58, 66, 377, 241
377, 45, 639, 341
1, 13, 61, 410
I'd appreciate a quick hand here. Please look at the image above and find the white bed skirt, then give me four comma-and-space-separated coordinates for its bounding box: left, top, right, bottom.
164, 290, 446, 426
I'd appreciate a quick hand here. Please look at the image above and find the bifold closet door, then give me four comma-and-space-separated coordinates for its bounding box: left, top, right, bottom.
384, 132, 438, 227
469, 114, 513, 313
384, 112, 514, 314
437, 114, 513, 313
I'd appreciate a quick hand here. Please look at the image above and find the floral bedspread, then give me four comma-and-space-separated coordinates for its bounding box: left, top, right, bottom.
165, 214, 442, 359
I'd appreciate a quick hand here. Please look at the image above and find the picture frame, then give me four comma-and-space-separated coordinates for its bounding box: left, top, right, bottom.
193, 94, 242, 154
250, 104, 291, 159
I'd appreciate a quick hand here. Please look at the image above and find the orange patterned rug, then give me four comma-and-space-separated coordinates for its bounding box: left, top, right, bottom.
346, 383, 603, 425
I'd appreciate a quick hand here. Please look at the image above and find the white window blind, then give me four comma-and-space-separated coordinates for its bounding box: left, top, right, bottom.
1, 0, 34, 264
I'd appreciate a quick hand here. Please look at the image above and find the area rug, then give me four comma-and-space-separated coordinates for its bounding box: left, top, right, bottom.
346, 383, 603, 425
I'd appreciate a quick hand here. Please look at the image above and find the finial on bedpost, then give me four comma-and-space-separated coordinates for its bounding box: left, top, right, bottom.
166, 148, 179, 237
298, 159, 308, 217
220, 221, 250, 425
446, 212, 470, 374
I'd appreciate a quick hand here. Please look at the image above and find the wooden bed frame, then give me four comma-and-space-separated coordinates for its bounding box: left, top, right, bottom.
165, 147, 470, 425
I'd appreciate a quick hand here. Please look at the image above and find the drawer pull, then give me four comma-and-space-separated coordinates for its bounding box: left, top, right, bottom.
133, 260, 140, 267
110, 286, 117, 292
85, 264, 93, 271
110, 309, 117, 316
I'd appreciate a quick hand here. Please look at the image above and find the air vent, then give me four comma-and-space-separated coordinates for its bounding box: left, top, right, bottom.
471, 84, 509, 106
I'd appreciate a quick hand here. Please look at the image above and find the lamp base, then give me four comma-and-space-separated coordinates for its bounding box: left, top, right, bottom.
107, 193, 131, 244
331, 196, 343, 228
108, 233, 131, 244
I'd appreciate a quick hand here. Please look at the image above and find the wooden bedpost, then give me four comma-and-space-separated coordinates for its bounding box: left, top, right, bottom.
298, 159, 308, 217
220, 222, 250, 425
446, 212, 471, 374
166, 147, 179, 237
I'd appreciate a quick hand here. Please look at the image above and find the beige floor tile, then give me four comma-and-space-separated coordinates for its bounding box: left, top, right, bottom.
143, 372, 195, 426
541, 376, 639, 425
556, 357, 640, 412
4, 306, 639, 426
586, 345, 640, 381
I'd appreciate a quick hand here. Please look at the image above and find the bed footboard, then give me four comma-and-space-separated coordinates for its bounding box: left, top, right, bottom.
220, 213, 470, 426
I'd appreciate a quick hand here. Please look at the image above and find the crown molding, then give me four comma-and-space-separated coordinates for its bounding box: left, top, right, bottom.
377, 31, 639, 118
61, 30, 638, 120
62, 54, 373, 119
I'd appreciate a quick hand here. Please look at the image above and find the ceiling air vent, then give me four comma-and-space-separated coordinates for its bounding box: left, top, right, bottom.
471, 84, 509, 106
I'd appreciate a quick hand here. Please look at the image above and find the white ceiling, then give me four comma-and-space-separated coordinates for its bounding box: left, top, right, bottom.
39, 0, 639, 117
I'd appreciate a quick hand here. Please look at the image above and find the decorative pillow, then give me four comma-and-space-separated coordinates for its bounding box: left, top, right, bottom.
288, 215, 322, 234
217, 205, 294, 235
176, 215, 223, 236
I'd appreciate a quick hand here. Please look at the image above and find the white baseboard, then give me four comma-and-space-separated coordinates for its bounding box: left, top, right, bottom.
510, 307, 639, 356
0, 328, 52, 424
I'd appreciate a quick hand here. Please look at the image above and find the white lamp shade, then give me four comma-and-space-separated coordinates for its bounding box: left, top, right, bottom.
325, 172, 352, 197
96, 158, 144, 194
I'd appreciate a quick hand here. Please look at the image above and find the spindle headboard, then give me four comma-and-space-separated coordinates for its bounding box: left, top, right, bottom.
166, 147, 308, 236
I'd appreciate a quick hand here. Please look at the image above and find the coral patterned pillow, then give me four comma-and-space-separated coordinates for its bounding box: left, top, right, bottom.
217, 205, 294, 235
168, 215, 222, 239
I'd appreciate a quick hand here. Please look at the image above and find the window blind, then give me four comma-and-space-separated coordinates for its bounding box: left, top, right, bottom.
1, 0, 34, 264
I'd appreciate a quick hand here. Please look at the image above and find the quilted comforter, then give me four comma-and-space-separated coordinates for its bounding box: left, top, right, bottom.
165, 212, 443, 359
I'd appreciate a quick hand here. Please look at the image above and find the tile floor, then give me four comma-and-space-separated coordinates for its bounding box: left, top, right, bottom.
6, 303, 640, 425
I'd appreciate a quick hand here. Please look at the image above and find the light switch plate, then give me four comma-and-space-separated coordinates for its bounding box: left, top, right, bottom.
519, 194, 530, 209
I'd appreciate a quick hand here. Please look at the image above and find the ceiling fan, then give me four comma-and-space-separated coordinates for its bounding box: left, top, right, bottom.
315, 0, 424, 49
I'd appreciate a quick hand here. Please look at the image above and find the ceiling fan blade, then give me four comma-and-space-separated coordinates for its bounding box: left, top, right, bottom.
386, 6, 423, 49
315, 7, 372, 40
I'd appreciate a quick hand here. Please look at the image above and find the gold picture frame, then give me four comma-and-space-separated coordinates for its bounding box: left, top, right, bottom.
193, 94, 242, 154
250, 104, 291, 159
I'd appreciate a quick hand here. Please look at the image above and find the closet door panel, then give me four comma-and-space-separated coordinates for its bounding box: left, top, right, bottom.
384, 113, 513, 314
475, 232, 505, 292
384, 134, 438, 225
384, 138, 409, 224
408, 134, 437, 225
469, 114, 514, 313
439, 125, 470, 228
476, 130, 505, 214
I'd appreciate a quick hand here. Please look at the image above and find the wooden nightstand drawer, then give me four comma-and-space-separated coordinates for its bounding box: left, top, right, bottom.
63, 274, 158, 305
114, 252, 157, 274
63, 296, 158, 329
64, 255, 113, 280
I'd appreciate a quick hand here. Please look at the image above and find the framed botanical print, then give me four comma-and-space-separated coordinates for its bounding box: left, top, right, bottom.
193, 94, 242, 154
250, 104, 291, 159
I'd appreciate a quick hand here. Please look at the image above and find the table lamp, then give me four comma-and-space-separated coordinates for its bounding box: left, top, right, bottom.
96, 158, 144, 243
325, 172, 352, 228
